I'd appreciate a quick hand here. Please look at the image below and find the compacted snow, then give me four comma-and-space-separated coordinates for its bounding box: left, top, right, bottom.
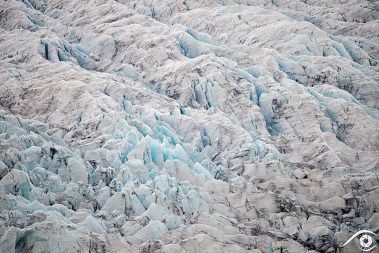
0, 0, 378, 252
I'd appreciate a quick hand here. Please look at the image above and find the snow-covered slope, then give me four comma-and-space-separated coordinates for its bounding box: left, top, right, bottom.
0, 0, 378, 252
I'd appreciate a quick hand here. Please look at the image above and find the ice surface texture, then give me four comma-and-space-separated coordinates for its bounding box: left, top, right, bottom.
0, 0, 378, 252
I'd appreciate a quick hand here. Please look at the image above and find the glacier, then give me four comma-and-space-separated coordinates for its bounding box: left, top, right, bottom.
0, 0, 379, 252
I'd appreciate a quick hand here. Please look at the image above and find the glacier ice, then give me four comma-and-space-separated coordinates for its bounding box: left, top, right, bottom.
0, 0, 379, 252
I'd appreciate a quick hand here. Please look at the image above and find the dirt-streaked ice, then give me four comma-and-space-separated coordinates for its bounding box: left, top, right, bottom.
0, 0, 378, 252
